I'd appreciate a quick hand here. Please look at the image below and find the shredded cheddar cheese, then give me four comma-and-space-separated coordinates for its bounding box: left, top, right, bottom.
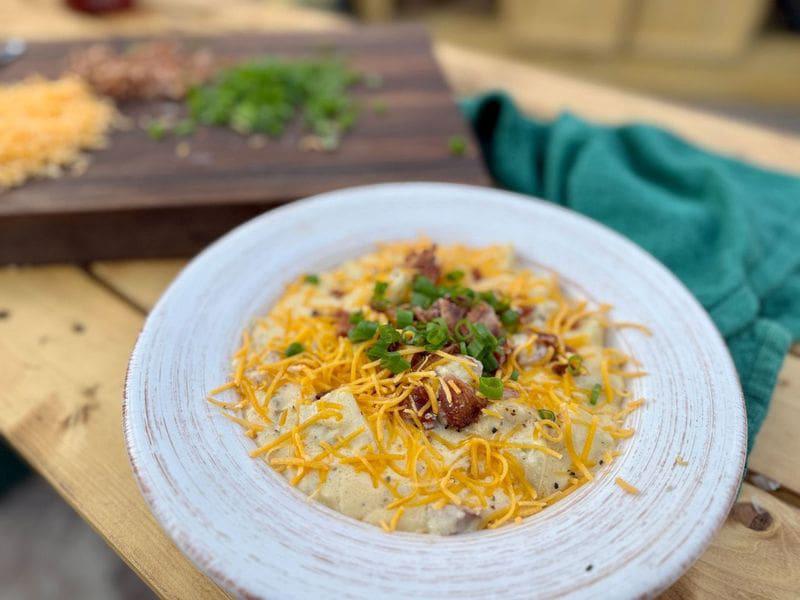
0, 76, 116, 189
210, 240, 647, 533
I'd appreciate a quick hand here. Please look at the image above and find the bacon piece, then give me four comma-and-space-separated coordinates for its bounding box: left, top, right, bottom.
413, 305, 440, 323
437, 377, 487, 429
332, 309, 351, 337
436, 298, 466, 330
413, 298, 466, 329
466, 301, 502, 336
471, 267, 482, 281
406, 244, 441, 282
410, 351, 431, 371
536, 333, 559, 348
404, 386, 436, 429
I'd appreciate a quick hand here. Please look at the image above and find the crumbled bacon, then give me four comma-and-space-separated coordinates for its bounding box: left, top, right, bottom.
330, 289, 345, 298
466, 301, 502, 336
536, 332, 559, 348
406, 244, 441, 282
437, 377, 487, 429
413, 305, 440, 323
404, 386, 436, 429
436, 298, 466, 330
410, 351, 431, 370
471, 267, 483, 281
332, 309, 351, 337
413, 298, 466, 330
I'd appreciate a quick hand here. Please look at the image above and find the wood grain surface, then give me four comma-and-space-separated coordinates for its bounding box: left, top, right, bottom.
0, 26, 487, 264
1, 2, 799, 599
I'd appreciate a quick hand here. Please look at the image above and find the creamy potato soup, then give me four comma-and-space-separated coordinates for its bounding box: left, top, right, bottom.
210, 240, 645, 534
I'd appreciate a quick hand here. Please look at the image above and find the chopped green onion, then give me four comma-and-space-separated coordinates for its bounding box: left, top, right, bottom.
348, 319, 378, 342
482, 352, 499, 373
371, 280, 390, 310
304, 274, 320, 284
445, 270, 465, 282
453, 318, 472, 342
285, 342, 304, 357
146, 120, 167, 141
500, 309, 520, 327
589, 383, 602, 405
376, 323, 401, 345
424, 321, 449, 351
466, 338, 485, 358
412, 275, 439, 297
538, 409, 557, 422
448, 135, 467, 157
567, 354, 584, 376
403, 326, 424, 346
410, 291, 433, 309
510, 369, 519, 381
478, 376, 503, 400
395, 309, 413, 328
381, 352, 410, 374
174, 119, 196, 137
459, 341, 467, 354
349, 310, 364, 324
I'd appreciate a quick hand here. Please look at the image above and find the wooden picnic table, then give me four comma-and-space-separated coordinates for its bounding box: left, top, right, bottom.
1, 2, 799, 598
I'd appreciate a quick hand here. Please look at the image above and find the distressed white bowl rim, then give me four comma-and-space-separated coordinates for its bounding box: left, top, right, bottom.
124, 182, 746, 599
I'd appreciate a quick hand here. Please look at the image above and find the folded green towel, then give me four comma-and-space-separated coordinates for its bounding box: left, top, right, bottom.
461, 92, 800, 452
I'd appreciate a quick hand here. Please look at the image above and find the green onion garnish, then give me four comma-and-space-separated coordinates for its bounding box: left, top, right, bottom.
448, 135, 467, 156
445, 270, 465, 282
348, 319, 378, 342
424, 320, 449, 351
380, 352, 410, 374
174, 119, 196, 137
567, 354, 584, 376
410, 291, 433, 309
478, 376, 504, 400
589, 383, 602, 405
453, 318, 472, 342
511, 369, 519, 381
395, 309, 413, 328
285, 342, 304, 357
500, 309, 520, 327
349, 310, 364, 324
412, 275, 439, 297
146, 120, 167, 141
304, 274, 320, 284
538, 409, 557, 421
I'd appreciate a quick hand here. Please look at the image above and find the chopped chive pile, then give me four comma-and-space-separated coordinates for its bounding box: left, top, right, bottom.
186, 57, 362, 150
304, 273, 320, 285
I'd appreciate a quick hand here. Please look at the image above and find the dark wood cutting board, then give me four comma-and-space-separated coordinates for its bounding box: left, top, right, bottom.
0, 25, 489, 264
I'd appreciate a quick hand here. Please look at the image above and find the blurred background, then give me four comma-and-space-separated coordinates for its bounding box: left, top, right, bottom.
1, 0, 798, 598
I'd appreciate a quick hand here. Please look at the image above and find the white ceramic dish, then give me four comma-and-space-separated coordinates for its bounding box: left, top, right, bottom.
124, 182, 746, 599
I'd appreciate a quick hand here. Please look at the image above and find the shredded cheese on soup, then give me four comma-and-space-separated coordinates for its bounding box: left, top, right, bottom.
211, 240, 646, 533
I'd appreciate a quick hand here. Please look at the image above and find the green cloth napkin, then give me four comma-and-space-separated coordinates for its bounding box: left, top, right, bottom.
461, 92, 800, 452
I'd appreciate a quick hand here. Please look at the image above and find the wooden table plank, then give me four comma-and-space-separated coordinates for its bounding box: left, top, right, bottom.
3, 1, 800, 598
0, 265, 226, 600
663, 482, 800, 599
3, 262, 798, 598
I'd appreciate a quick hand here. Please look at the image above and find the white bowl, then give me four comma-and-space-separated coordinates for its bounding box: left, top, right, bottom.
124, 182, 746, 599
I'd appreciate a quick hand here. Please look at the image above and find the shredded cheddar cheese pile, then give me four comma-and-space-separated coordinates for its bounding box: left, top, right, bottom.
211, 240, 646, 533
0, 76, 116, 189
